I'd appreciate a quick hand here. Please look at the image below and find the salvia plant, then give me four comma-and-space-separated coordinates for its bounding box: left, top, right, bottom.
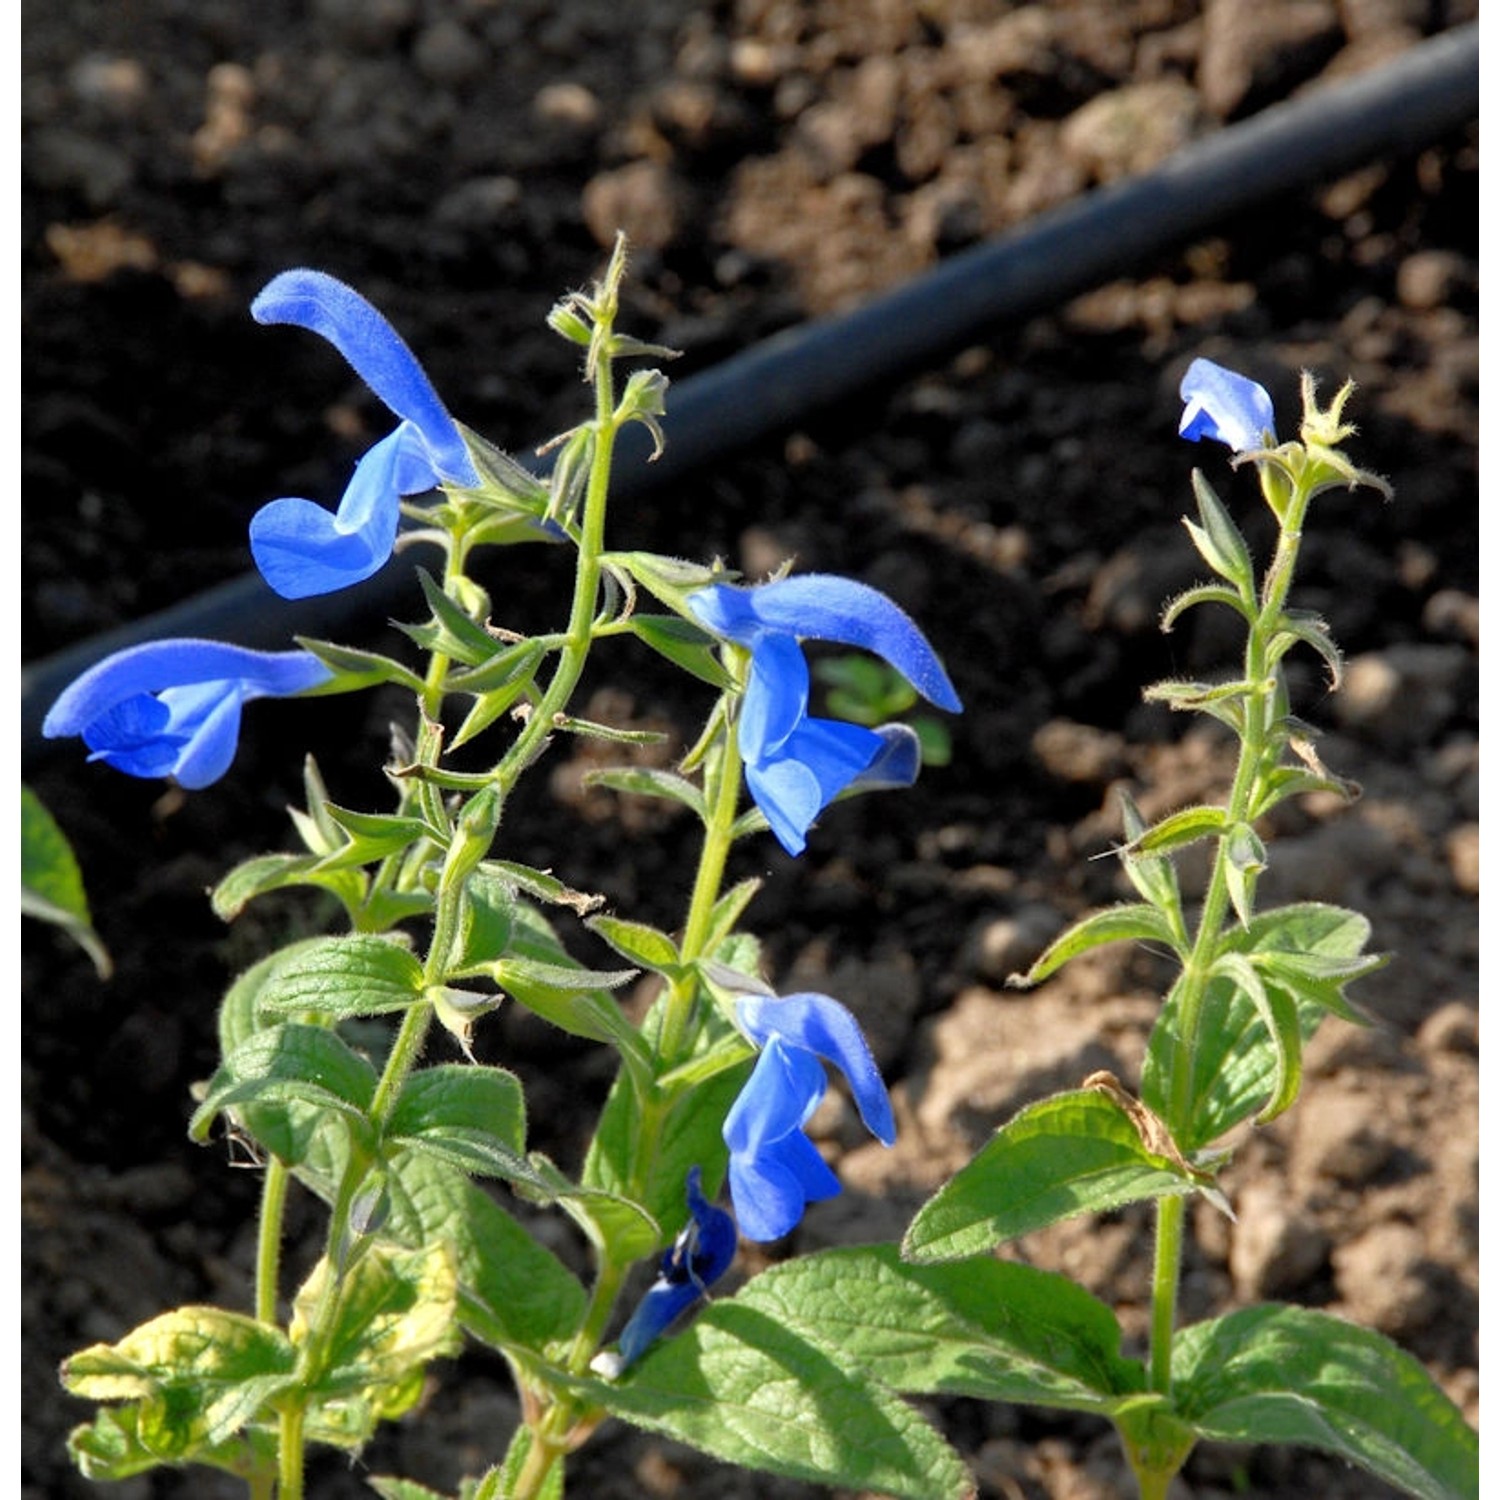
42, 239, 1476, 1500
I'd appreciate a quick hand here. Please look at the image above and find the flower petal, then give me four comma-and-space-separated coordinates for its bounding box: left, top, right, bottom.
745, 716, 883, 855
723, 1039, 828, 1155
740, 632, 809, 763
1178, 358, 1276, 453
252, 270, 479, 486
693, 577, 962, 712
44, 641, 330, 739
158, 682, 246, 789
737, 993, 895, 1146
249, 425, 420, 598
727, 1128, 840, 1243
850, 723, 922, 792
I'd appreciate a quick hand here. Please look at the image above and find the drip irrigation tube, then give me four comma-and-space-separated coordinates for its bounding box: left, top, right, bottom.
21, 23, 1477, 764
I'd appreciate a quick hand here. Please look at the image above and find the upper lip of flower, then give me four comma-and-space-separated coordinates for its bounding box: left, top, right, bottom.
248, 270, 479, 599
688, 575, 962, 855
1178, 357, 1277, 454
42, 639, 331, 788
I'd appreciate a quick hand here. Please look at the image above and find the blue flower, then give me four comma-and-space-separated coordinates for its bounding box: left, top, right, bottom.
249, 270, 480, 599
613, 1168, 736, 1368
723, 992, 895, 1242
687, 576, 962, 855
1178, 358, 1277, 454
42, 639, 331, 788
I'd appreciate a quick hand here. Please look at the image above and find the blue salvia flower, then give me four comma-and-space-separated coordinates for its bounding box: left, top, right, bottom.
1178, 357, 1277, 454
723, 992, 895, 1242
687, 575, 962, 855
249, 270, 481, 599
42, 639, 331, 788
612, 1168, 736, 1369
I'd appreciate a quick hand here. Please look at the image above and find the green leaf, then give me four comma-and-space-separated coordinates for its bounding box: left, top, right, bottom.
1222, 821, 1266, 928
1117, 789, 1184, 923
1160, 582, 1253, 633
210, 851, 367, 923
571, 1303, 970, 1499
67, 1404, 276, 1483
903, 1088, 1205, 1262
587, 914, 683, 974
1174, 1305, 1478, 1500
189, 1023, 378, 1157
409, 567, 503, 666
315, 805, 442, 871
256, 934, 425, 1021
582, 765, 706, 818
1185, 469, 1256, 599
1128, 803, 1229, 855
445, 637, 545, 696
1268, 607, 1344, 687
701, 878, 763, 954
63, 1306, 295, 1457
296, 636, 426, 694
1208, 953, 1302, 1124
386, 1064, 527, 1182
291, 1241, 461, 1401
382, 1152, 586, 1354
628, 613, 732, 690
21, 785, 110, 977
729, 1244, 1144, 1415
523, 1155, 662, 1265
1141, 973, 1325, 1153
583, 1017, 748, 1240
1017, 902, 1180, 987
477, 859, 605, 916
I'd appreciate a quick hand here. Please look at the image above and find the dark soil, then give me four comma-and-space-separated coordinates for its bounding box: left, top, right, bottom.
23, 3, 1477, 1498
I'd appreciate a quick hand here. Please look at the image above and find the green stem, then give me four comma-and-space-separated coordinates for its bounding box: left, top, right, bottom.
254, 1156, 290, 1327
277, 1402, 306, 1500
1148, 467, 1316, 1397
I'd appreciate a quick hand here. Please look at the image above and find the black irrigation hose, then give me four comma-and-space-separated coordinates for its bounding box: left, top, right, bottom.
21, 22, 1477, 765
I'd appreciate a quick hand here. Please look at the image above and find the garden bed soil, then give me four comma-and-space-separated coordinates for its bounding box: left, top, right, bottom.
23, 3, 1477, 1497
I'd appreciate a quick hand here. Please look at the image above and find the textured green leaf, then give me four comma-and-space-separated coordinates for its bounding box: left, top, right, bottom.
1018, 902, 1180, 986
1141, 974, 1324, 1154
1117, 788, 1184, 922
21, 785, 110, 976
583, 1028, 747, 1242
189, 1023, 378, 1155
291, 1241, 461, 1398
573, 1302, 970, 1499
730, 1244, 1144, 1416
382, 1152, 585, 1353
1174, 1305, 1478, 1500
445, 638, 545, 696
67, 1404, 276, 1483
1208, 953, 1302, 1124
587, 914, 682, 974
386, 1065, 528, 1183
209, 851, 367, 922
256, 934, 424, 1021
903, 1089, 1203, 1262
63, 1306, 295, 1456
